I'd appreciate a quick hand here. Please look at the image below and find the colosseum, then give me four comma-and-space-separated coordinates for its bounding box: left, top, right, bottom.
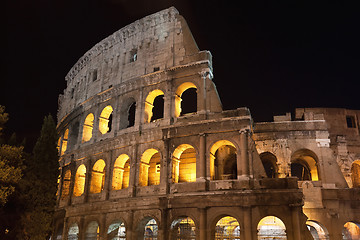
53, 7, 360, 240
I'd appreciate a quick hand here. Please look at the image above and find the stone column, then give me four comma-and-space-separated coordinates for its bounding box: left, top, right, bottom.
199, 71, 207, 114
100, 214, 107, 240
103, 151, 113, 200
161, 137, 170, 194
130, 144, 138, 197
61, 217, 68, 240
126, 210, 134, 240
158, 208, 168, 240
291, 205, 301, 240
84, 159, 92, 203
199, 207, 207, 240
198, 133, 207, 181
243, 207, 252, 240
238, 130, 249, 179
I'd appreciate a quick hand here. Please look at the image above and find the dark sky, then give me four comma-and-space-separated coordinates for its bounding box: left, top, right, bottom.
4, 0, 360, 149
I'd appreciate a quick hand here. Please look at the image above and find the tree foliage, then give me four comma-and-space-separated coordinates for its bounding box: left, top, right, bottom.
0, 106, 23, 207
18, 114, 59, 240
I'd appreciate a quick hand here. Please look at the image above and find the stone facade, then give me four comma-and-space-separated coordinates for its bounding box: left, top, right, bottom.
53, 7, 360, 240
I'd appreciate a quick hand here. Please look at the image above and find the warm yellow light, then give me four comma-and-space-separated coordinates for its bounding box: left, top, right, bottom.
174, 82, 197, 117
343, 222, 360, 239
144, 89, 164, 123
74, 164, 86, 196
257, 216, 286, 239
99, 105, 113, 134
90, 160, 106, 194
210, 140, 236, 180
172, 144, 196, 183
61, 128, 69, 155
82, 113, 94, 142
112, 154, 130, 190
351, 160, 360, 188
139, 149, 160, 186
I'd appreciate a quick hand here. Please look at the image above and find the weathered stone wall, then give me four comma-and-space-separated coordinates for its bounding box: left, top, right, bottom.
54, 7, 360, 240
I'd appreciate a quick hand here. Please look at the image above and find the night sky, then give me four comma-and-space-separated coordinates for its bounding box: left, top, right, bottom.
4, 0, 360, 149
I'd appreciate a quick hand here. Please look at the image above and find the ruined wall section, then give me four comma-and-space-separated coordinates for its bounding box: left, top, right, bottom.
57, 7, 203, 123
253, 117, 348, 188
295, 108, 360, 187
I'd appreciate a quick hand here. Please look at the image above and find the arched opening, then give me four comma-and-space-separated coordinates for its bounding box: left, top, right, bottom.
172, 144, 196, 183
144, 89, 164, 123
343, 222, 360, 240
175, 82, 197, 117
85, 221, 100, 240
90, 160, 106, 194
99, 105, 113, 134
112, 154, 130, 190
128, 102, 136, 127
68, 223, 79, 240
119, 98, 136, 129
61, 170, 71, 200
61, 128, 69, 155
137, 217, 158, 240
107, 220, 126, 240
170, 217, 196, 240
351, 160, 360, 188
73, 164, 86, 197
210, 140, 237, 180
215, 216, 240, 240
69, 121, 80, 148
259, 152, 278, 178
139, 149, 161, 186
257, 216, 286, 239
291, 149, 319, 181
82, 113, 94, 143
151, 95, 164, 121
306, 220, 329, 240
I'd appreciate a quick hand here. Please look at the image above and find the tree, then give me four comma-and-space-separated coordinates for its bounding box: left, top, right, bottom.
18, 114, 59, 240
0, 106, 23, 206
0, 106, 24, 239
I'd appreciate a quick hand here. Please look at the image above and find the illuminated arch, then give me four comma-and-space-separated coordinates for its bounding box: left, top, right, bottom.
306, 220, 329, 240
291, 149, 319, 181
139, 149, 161, 186
343, 222, 360, 240
172, 144, 196, 183
85, 221, 100, 240
210, 140, 237, 180
107, 220, 126, 239
144, 89, 164, 123
257, 216, 287, 239
215, 216, 240, 239
82, 113, 94, 142
68, 223, 79, 240
175, 82, 197, 117
61, 170, 71, 200
99, 105, 113, 134
112, 154, 130, 190
73, 164, 86, 197
351, 160, 360, 188
259, 152, 278, 178
90, 159, 106, 194
170, 216, 196, 239
61, 128, 69, 155
138, 217, 158, 240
